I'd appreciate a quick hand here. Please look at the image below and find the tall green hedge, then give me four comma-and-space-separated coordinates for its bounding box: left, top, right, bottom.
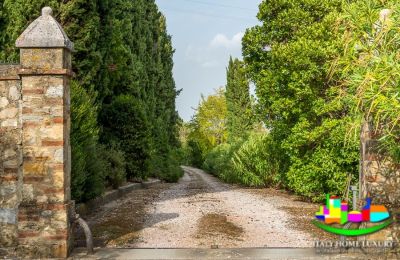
240, 0, 360, 201
0, 0, 182, 202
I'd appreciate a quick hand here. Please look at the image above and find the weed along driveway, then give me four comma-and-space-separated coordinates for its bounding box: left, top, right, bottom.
79, 166, 334, 249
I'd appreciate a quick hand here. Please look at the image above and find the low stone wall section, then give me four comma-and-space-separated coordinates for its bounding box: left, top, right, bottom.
75, 180, 161, 217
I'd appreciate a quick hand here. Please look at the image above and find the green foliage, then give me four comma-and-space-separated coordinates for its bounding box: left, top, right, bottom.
70, 80, 106, 201
100, 145, 127, 189
188, 0, 400, 203
231, 133, 283, 187
185, 88, 228, 166
334, 0, 400, 162
101, 94, 151, 180
196, 88, 228, 146
225, 57, 254, 140
203, 133, 284, 187
203, 140, 243, 180
96, 0, 181, 183
0, 0, 182, 201
240, 0, 360, 201
284, 119, 359, 201
187, 139, 206, 168
150, 149, 184, 183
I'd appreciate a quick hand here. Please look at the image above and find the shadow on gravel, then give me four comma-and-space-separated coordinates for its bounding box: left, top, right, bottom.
75, 166, 329, 248
75, 166, 238, 247
75, 189, 182, 247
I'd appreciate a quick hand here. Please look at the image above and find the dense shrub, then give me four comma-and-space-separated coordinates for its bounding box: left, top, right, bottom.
203, 133, 285, 187
241, 0, 359, 201
283, 118, 359, 201
203, 141, 242, 180
149, 148, 184, 183
187, 139, 206, 168
230, 133, 282, 187
163, 149, 185, 182
70, 81, 106, 201
101, 94, 151, 180
100, 145, 127, 189
335, 0, 400, 163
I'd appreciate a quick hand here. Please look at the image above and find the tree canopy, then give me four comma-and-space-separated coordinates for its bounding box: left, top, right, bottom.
0, 0, 182, 202
225, 57, 254, 141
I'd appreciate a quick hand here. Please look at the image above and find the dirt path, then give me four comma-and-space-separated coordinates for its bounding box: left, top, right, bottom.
82, 166, 332, 248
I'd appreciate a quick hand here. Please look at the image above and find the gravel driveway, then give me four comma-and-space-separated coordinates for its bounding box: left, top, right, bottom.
131, 166, 315, 248
82, 166, 332, 248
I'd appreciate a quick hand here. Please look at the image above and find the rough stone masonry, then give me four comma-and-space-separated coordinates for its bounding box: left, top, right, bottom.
0, 7, 73, 258
360, 122, 400, 243
0, 65, 22, 249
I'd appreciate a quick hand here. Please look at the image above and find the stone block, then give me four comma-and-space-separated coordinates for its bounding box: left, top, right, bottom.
8, 85, 21, 101
45, 85, 63, 98
23, 146, 53, 160
0, 183, 17, 197
50, 106, 64, 117
47, 192, 65, 203
39, 125, 63, 140
0, 97, 9, 108
23, 130, 39, 146
23, 161, 48, 176
20, 49, 65, 70
3, 158, 18, 168
21, 184, 34, 203
52, 171, 65, 189
0, 195, 18, 209
53, 149, 63, 163
0, 108, 18, 119
22, 95, 44, 107
41, 140, 64, 147
1, 119, 17, 128
22, 114, 44, 122
0, 224, 17, 247
0, 208, 17, 224
3, 148, 17, 159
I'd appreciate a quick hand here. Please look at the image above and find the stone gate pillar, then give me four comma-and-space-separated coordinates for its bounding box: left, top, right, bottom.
15, 7, 73, 258
360, 122, 400, 242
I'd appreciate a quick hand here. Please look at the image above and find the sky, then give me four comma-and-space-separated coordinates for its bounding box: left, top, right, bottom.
155, 0, 262, 121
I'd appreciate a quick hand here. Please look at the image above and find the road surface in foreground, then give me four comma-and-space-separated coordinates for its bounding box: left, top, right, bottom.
83, 166, 332, 248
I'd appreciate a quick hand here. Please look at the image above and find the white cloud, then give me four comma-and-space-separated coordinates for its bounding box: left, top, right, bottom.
184, 32, 244, 68
201, 60, 219, 68
210, 32, 244, 50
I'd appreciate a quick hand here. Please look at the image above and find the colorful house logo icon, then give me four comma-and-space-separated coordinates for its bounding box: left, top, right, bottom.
313, 194, 393, 236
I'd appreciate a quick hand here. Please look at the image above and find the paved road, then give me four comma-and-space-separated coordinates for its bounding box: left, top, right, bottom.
82, 166, 330, 249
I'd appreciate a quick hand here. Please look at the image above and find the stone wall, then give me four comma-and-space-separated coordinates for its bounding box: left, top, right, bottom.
361, 123, 400, 207
360, 122, 400, 244
0, 65, 22, 248
0, 7, 73, 258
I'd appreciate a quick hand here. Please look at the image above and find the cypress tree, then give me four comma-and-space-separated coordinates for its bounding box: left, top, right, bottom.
0, 0, 182, 198
0, 0, 58, 61
59, 0, 102, 90
225, 57, 253, 141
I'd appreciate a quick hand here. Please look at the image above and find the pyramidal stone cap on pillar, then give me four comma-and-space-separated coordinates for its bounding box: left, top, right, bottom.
16, 7, 74, 51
